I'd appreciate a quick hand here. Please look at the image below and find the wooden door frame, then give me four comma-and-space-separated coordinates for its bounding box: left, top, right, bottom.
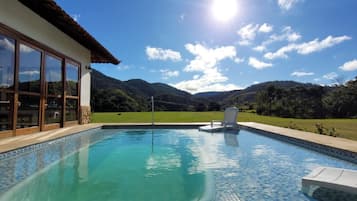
41, 53, 63, 131
0, 22, 82, 138
15, 41, 43, 135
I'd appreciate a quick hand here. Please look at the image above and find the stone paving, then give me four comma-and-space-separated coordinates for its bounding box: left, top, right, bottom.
239, 122, 357, 153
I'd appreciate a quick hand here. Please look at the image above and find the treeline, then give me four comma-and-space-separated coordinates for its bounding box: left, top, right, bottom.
91, 89, 145, 112
91, 87, 225, 112
256, 77, 357, 118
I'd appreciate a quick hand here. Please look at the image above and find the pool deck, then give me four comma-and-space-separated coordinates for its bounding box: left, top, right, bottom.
0, 122, 356, 155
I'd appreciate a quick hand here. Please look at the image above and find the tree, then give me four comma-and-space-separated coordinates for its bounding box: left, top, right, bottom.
195, 103, 207, 111
208, 102, 221, 111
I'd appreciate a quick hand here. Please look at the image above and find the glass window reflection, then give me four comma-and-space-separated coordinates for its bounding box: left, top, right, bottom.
0, 34, 15, 89
66, 99, 78, 121
45, 97, 62, 124
0, 92, 13, 131
66, 63, 78, 96
45, 55, 62, 95
19, 44, 41, 93
17, 95, 39, 128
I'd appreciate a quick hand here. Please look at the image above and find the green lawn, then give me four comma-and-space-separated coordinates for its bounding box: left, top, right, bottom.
91, 112, 357, 140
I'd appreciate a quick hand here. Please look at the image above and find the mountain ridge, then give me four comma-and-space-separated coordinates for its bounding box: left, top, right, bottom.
91, 69, 321, 111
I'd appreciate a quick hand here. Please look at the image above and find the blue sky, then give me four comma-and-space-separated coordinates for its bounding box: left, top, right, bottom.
55, 0, 357, 94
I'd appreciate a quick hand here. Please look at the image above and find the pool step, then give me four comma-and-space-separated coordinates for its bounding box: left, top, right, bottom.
219, 192, 241, 201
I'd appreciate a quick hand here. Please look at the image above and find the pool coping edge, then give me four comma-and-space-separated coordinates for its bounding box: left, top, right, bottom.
0, 122, 356, 164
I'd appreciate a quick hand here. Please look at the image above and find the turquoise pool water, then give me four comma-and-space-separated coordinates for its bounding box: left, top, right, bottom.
0, 128, 356, 201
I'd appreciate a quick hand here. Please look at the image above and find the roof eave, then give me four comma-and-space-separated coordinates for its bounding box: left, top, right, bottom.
18, 0, 120, 65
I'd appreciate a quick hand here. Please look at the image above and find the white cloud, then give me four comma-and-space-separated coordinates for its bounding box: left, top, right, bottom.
253, 45, 266, 52
323, 72, 338, 80
146, 46, 182, 61
237, 24, 259, 45
238, 40, 251, 46
339, 59, 357, 71
253, 26, 301, 52
259, 23, 273, 33
0, 38, 14, 52
287, 32, 301, 42
313, 78, 321, 83
237, 23, 274, 46
259, 26, 301, 51
19, 70, 40, 76
184, 43, 236, 72
19, 44, 34, 53
278, 0, 301, 11
264, 35, 351, 60
291, 71, 314, 77
275, 26, 302, 42
253, 81, 260, 84
297, 35, 351, 55
248, 57, 273, 69
173, 79, 242, 94
172, 43, 240, 93
71, 14, 80, 22
160, 69, 179, 80
117, 65, 130, 71
264, 44, 294, 60
234, 57, 245, 63
179, 14, 185, 22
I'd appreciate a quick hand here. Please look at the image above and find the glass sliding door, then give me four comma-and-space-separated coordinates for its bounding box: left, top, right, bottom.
65, 61, 79, 123
17, 43, 41, 129
44, 54, 62, 127
1, 25, 83, 136
0, 34, 15, 133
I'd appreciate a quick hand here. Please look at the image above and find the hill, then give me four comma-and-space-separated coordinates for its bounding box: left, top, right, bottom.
192, 81, 319, 109
91, 69, 197, 111
91, 69, 323, 112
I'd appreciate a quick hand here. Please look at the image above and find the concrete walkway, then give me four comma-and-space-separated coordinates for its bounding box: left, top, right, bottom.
239, 122, 357, 153
0, 124, 102, 153
0, 122, 356, 154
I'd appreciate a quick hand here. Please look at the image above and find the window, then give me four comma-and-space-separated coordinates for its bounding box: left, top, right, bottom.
45, 97, 62, 124
46, 55, 62, 95
18, 44, 41, 93
0, 35, 15, 89
65, 99, 78, 121
66, 62, 79, 96
0, 34, 15, 131
65, 61, 79, 122
17, 95, 40, 128
0, 25, 82, 134
17, 43, 42, 128
45, 55, 62, 124
0, 92, 13, 131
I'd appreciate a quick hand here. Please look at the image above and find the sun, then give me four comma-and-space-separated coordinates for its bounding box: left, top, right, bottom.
211, 0, 238, 22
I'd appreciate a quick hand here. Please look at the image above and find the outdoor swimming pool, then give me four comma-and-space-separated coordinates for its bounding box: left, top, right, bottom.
0, 128, 356, 201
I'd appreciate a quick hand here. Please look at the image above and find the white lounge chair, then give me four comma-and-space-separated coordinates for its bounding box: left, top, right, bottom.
302, 166, 357, 198
199, 107, 239, 132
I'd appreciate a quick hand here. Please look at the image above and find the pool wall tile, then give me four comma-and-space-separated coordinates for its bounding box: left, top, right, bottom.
0, 127, 113, 194
240, 126, 357, 164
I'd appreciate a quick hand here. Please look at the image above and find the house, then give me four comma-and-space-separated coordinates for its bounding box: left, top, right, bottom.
0, 0, 119, 137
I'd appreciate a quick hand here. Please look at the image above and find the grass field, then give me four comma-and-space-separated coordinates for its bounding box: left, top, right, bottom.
91, 112, 357, 140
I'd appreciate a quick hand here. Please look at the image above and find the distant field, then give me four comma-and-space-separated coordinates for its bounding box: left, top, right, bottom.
91, 112, 357, 140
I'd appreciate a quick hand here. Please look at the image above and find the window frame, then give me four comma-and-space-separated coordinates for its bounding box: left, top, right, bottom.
0, 22, 82, 136
64, 59, 81, 125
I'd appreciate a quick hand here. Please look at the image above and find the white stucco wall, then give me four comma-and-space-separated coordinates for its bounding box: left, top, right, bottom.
0, 0, 91, 106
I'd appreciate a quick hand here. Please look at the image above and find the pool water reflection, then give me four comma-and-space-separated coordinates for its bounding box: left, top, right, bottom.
0, 128, 356, 201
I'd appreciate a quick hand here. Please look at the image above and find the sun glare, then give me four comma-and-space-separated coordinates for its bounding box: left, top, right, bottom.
211, 0, 238, 22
